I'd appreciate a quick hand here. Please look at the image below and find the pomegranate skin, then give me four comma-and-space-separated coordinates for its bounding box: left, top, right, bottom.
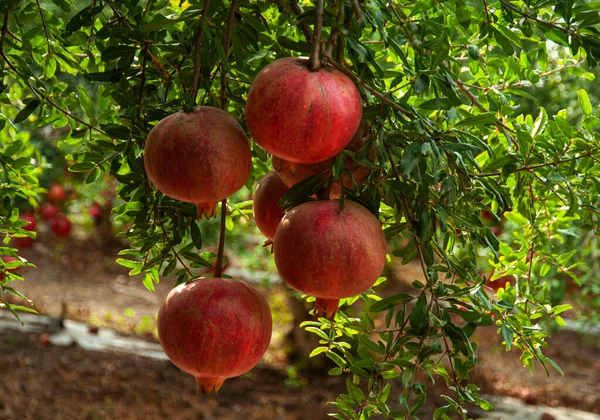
158, 278, 272, 394
274, 200, 386, 317
253, 171, 289, 243
144, 107, 252, 219
246, 57, 362, 164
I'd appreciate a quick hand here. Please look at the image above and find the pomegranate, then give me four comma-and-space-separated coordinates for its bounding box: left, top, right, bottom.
246, 57, 362, 164
144, 107, 252, 219
50, 215, 72, 237
273, 200, 387, 317
158, 278, 272, 394
273, 121, 376, 198
48, 184, 66, 202
88, 202, 102, 220
20, 211, 37, 231
253, 171, 289, 243
13, 237, 35, 248
39, 202, 60, 220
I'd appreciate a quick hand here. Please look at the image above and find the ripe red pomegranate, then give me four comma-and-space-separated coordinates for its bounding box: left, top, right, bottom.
88, 202, 102, 220
13, 237, 35, 248
50, 215, 72, 238
39, 202, 60, 220
273, 200, 387, 317
158, 278, 272, 394
20, 211, 37, 231
253, 171, 289, 243
48, 184, 66, 202
273, 121, 376, 198
144, 107, 252, 219
246, 57, 362, 164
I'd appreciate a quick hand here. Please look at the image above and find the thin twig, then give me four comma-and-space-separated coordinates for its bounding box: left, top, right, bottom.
455, 78, 517, 150
190, 0, 211, 103
289, 1, 313, 42
137, 42, 150, 120
308, 0, 324, 70
322, 1, 345, 65
214, 199, 227, 277
220, 0, 237, 109
349, 0, 363, 21
0, 13, 8, 56
327, 58, 415, 119
476, 150, 598, 177
34, 0, 51, 53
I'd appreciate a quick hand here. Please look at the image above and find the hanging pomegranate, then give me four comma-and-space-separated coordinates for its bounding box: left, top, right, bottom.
144, 107, 252, 219
273, 200, 387, 317
253, 171, 289, 243
246, 57, 362, 164
158, 278, 272, 394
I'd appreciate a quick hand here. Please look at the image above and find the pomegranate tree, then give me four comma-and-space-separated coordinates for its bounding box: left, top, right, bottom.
273, 200, 387, 317
246, 57, 362, 164
144, 107, 252, 219
50, 215, 72, 238
158, 277, 272, 394
252, 171, 289, 243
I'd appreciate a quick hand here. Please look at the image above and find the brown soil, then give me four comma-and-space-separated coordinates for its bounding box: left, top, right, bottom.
2, 235, 599, 418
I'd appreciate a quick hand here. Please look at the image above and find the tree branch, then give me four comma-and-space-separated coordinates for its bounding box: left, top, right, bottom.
349, 0, 363, 21
289, 1, 313, 42
455, 78, 517, 149
137, 42, 150, 120
190, 0, 211, 103
327, 58, 415, 119
322, 1, 345, 65
214, 199, 227, 278
308, 0, 323, 71
476, 150, 599, 178
220, 0, 236, 109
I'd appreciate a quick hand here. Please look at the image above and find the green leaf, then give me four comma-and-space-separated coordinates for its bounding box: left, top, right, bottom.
494, 28, 514, 55
370, 293, 414, 312
577, 89, 593, 116
13, 100, 41, 124
76, 86, 96, 119
414, 74, 429, 95
190, 222, 203, 249
101, 46, 138, 62
501, 324, 513, 350
69, 162, 97, 172
410, 295, 428, 333
454, 112, 497, 128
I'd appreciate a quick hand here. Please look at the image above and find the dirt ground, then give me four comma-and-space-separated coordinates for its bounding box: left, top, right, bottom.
1, 234, 599, 419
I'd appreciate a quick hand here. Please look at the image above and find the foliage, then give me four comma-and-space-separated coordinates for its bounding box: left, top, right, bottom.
2, 0, 600, 418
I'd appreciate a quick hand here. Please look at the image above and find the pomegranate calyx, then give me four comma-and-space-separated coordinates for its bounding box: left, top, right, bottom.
196, 202, 217, 220
314, 298, 340, 319
195, 376, 225, 395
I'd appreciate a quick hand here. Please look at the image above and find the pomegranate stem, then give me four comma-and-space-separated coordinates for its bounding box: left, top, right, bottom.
308, 0, 323, 71
214, 199, 227, 277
